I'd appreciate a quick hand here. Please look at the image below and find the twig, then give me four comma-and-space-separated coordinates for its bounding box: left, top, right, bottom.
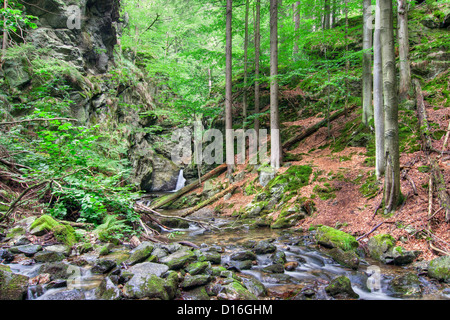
357, 222, 384, 241
0, 118, 79, 127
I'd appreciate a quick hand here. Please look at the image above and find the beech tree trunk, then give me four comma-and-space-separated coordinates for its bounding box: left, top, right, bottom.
293, 1, 300, 59
225, 0, 234, 175
397, 0, 412, 101
254, 0, 261, 144
362, 0, 373, 126
373, 0, 385, 179
380, 0, 400, 213
243, 0, 250, 129
270, 0, 282, 169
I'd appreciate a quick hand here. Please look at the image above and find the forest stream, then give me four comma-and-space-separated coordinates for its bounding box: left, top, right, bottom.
6, 205, 448, 301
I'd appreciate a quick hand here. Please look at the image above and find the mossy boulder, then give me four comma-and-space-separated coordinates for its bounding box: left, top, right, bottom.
181, 274, 212, 290
159, 249, 196, 270
218, 280, 258, 300
33, 251, 65, 263
367, 234, 420, 265
367, 234, 395, 261
30, 215, 76, 246
185, 261, 211, 276
128, 241, 154, 265
325, 275, 359, 299
95, 277, 122, 300
428, 256, 450, 283
328, 248, 360, 270
123, 274, 170, 300
388, 272, 422, 297
315, 226, 359, 251
0, 265, 29, 300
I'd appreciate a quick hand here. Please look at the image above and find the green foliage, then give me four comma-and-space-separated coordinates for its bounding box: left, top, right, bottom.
94, 215, 134, 244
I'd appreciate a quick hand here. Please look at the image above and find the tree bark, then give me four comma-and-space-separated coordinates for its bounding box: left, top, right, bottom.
380, 0, 400, 213
323, 0, 331, 30
243, 0, 250, 129
2, 0, 8, 62
373, 0, 385, 179
225, 0, 234, 175
254, 0, 261, 143
293, 1, 300, 59
270, 0, 282, 169
362, 0, 373, 126
397, 0, 412, 101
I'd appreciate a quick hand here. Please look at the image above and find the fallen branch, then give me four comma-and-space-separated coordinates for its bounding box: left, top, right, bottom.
0, 118, 79, 127
181, 184, 238, 218
149, 163, 227, 210
282, 105, 358, 150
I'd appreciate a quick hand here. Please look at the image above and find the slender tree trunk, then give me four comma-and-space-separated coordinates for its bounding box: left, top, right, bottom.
2, 0, 7, 62
254, 0, 261, 144
373, 0, 385, 179
323, 0, 331, 30
225, 0, 234, 175
380, 0, 400, 213
362, 0, 374, 126
293, 1, 300, 59
344, 0, 349, 117
270, 0, 282, 169
397, 0, 411, 101
243, 0, 249, 129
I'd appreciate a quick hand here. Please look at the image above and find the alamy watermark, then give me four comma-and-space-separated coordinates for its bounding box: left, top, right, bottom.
66, 5, 82, 30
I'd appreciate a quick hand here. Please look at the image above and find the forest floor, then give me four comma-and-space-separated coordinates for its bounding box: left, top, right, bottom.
189, 96, 450, 262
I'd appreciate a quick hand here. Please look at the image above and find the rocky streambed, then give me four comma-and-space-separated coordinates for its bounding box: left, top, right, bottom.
0, 214, 449, 301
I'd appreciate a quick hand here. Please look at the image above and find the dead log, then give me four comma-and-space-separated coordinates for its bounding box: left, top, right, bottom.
282, 105, 358, 150
149, 164, 227, 210
181, 184, 238, 218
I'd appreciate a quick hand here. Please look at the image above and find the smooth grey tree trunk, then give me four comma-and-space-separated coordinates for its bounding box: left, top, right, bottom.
373, 0, 385, 179
270, 0, 282, 169
293, 1, 300, 58
254, 0, 261, 143
225, 0, 234, 175
380, 0, 400, 213
397, 0, 411, 101
362, 0, 373, 126
243, 0, 249, 129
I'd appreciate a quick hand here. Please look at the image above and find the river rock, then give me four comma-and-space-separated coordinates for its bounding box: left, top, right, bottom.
39, 289, 86, 300
388, 272, 422, 297
241, 277, 267, 297
325, 275, 359, 299
123, 272, 169, 300
91, 259, 117, 274
0, 265, 29, 300
284, 261, 299, 271
328, 248, 360, 270
160, 248, 196, 270
217, 280, 258, 300
230, 250, 257, 261
10, 244, 42, 257
315, 226, 359, 251
181, 274, 211, 289
262, 264, 285, 274
428, 256, 450, 283
43, 245, 72, 256
95, 277, 123, 300
39, 262, 70, 280
0, 249, 14, 263
34, 251, 65, 263
367, 234, 420, 265
127, 241, 154, 265
271, 251, 287, 265
185, 261, 210, 275
253, 240, 277, 254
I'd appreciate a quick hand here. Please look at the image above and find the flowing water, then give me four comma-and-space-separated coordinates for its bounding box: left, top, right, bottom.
4, 210, 449, 300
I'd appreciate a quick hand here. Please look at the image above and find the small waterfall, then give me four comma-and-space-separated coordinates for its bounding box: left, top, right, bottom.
173, 169, 186, 192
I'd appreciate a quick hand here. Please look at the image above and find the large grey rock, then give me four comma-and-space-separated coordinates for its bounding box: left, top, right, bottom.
0, 265, 29, 300
160, 249, 196, 270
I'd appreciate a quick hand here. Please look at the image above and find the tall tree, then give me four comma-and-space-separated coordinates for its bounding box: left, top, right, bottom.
397, 0, 411, 101
362, 0, 373, 126
373, 0, 385, 179
225, 0, 234, 175
293, 1, 300, 59
380, 0, 400, 213
243, 0, 250, 129
270, 0, 282, 169
2, 0, 8, 62
254, 0, 261, 144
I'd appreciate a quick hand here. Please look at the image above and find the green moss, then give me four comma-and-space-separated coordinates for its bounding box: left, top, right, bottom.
30, 215, 76, 246
315, 225, 359, 251
359, 171, 380, 199
313, 184, 337, 200
267, 165, 312, 192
